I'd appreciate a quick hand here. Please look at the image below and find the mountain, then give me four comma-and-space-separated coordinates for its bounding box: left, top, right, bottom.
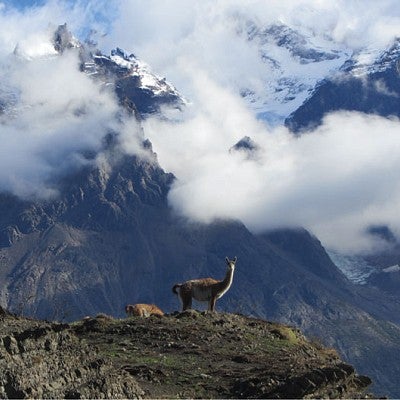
236, 19, 400, 132
285, 37, 400, 132
84, 46, 184, 117
1, 23, 400, 396
0, 149, 399, 395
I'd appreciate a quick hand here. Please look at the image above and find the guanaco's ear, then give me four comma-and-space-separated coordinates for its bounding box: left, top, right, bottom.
233, 256, 237, 263
225, 257, 229, 264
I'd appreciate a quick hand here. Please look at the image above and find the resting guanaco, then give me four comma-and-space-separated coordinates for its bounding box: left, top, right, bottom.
125, 303, 164, 317
172, 256, 237, 312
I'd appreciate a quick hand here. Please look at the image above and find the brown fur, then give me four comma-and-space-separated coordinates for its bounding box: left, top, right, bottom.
173, 257, 237, 312
125, 303, 164, 317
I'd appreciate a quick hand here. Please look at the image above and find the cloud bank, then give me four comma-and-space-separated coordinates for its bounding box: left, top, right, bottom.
143, 73, 400, 253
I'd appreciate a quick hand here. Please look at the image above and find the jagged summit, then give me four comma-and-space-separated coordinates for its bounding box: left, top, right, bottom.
9, 24, 184, 118
230, 136, 260, 159
99, 46, 183, 99
53, 23, 81, 53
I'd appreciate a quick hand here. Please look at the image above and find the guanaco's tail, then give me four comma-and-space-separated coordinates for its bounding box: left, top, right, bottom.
172, 284, 181, 295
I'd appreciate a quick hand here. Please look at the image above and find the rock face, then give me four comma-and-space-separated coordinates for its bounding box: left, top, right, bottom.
0, 307, 143, 399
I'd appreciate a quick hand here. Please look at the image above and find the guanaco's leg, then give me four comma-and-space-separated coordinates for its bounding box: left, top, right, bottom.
183, 298, 192, 311
209, 297, 217, 312
181, 292, 192, 311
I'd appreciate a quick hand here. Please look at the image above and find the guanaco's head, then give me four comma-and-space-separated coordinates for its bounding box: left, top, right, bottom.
225, 256, 237, 271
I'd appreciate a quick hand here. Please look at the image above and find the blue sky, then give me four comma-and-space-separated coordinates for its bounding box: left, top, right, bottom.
0, 0, 119, 47
1, 0, 46, 10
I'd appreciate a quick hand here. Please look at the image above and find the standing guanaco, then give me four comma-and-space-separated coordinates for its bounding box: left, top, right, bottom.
172, 257, 237, 312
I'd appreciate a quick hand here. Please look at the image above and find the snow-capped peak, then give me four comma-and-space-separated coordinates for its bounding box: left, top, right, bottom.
106, 47, 182, 97
237, 19, 351, 124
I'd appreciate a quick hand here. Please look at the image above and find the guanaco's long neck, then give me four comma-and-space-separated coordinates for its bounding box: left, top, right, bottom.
219, 267, 234, 293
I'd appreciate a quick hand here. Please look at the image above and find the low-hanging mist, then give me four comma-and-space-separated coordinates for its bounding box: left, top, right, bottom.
143, 73, 400, 254
0, 1, 148, 199
0, 46, 124, 198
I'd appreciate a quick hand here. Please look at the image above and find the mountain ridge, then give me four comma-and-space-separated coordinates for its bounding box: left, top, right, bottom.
0, 306, 373, 399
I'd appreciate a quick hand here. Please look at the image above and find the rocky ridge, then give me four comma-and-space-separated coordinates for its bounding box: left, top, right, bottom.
0, 306, 373, 399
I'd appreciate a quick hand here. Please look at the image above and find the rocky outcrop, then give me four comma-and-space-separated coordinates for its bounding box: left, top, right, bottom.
72, 311, 372, 399
0, 308, 143, 399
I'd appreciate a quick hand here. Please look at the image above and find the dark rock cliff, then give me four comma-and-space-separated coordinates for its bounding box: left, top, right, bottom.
0, 307, 143, 399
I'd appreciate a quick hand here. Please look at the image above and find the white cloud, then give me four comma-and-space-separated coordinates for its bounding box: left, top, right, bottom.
0, 1, 146, 199
0, 46, 122, 198
143, 72, 400, 253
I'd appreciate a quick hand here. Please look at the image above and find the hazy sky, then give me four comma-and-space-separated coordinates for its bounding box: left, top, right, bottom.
1, 0, 400, 253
